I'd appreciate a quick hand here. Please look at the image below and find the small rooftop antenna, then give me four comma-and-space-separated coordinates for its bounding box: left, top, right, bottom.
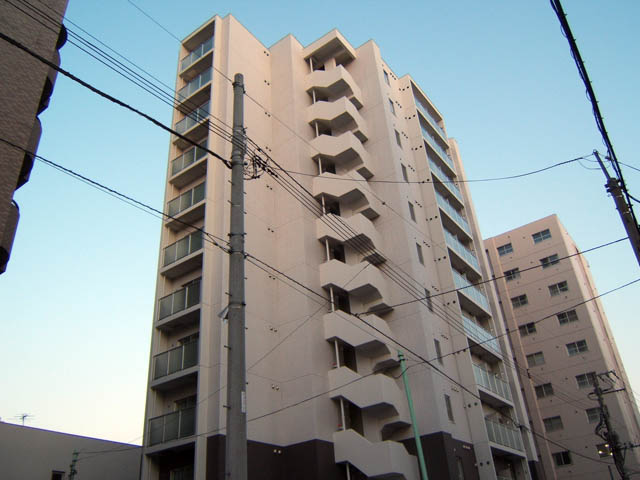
14, 413, 34, 426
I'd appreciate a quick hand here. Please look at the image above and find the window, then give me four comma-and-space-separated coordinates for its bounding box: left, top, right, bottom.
576, 372, 596, 389
549, 281, 569, 296
597, 443, 612, 458
425, 288, 433, 312
557, 309, 578, 325
456, 457, 465, 480
444, 394, 454, 422
51, 472, 65, 480
553, 451, 572, 466
383, 69, 390, 85
535, 383, 554, 399
540, 254, 560, 268
504, 268, 520, 281
401, 164, 408, 182
526, 351, 545, 367
408, 202, 416, 222
586, 407, 600, 424
519, 322, 536, 336
435, 339, 443, 364
566, 339, 588, 356
511, 294, 528, 308
497, 243, 513, 256
543, 416, 564, 432
416, 243, 424, 265
395, 130, 402, 147
389, 98, 396, 115
532, 228, 552, 244
170, 465, 194, 480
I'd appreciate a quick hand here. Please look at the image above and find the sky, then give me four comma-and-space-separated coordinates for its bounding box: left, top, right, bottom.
1, 0, 639, 445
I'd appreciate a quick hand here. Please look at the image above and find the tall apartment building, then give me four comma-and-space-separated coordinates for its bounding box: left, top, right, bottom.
485, 215, 640, 479
142, 14, 539, 480
0, 0, 68, 274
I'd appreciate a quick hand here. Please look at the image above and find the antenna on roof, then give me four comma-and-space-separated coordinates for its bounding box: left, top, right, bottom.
14, 413, 34, 426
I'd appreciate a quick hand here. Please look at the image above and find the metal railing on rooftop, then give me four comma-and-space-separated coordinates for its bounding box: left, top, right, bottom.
180, 37, 213, 72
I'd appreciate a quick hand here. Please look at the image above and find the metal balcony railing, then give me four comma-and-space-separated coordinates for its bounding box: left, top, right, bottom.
180, 37, 213, 72
175, 102, 209, 135
453, 270, 490, 311
444, 229, 480, 271
435, 191, 470, 233
177, 68, 212, 102
485, 418, 523, 451
171, 141, 208, 177
429, 158, 462, 202
153, 341, 198, 380
415, 98, 447, 140
163, 232, 203, 267
148, 407, 196, 446
421, 124, 454, 171
158, 279, 201, 320
473, 363, 511, 400
167, 182, 205, 218
462, 314, 500, 353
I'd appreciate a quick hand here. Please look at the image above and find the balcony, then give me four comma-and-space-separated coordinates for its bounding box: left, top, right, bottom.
305, 65, 363, 109
176, 68, 212, 112
429, 158, 462, 204
415, 99, 447, 143
169, 141, 208, 188
435, 191, 471, 238
313, 172, 381, 220
462, 314, 501, 357
444, 229, 480, 274
310, 132, 373, 179
307, 98, 368, 142
316, 213, 383, 264
323, 311, 398, 370
180, 37, 213, 74
333, 429, 418, 480
148, 407, 196, 447
421, 124, 454, 173
453, 271, 491, 316
151, 341, 198, 391
319, 260, 390, 312
485, 418, 524, 453
302, 30, 356, 66
473, 364, 512, 407
173, 102, 209, 149
161, 231, 204, 279
157, 279, 201, 331
165, 182, 205, 231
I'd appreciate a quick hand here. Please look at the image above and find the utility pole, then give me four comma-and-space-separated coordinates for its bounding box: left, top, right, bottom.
68, 450, 78, 480
225, 73, 247, 480
594, 151, 640, 267
593, 371, 629, 480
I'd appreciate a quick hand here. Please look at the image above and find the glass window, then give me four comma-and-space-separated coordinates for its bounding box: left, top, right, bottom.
395, 130, 402, 147
511, 294, 528, 308
408, 202, 416, 222
504, 268, 520, 281
425, 288, 433, 312
444, 394, 454, 422
557, 309, 578, 325
497, 243, 513, 256
416, 243, 424, 265
549, 281, 569, 296
540, 254, 560, 268
586, 407, 600, 424
383, 69, 390, 85
553, 451, 571, 466
389, 98, 396, 115
543, 416, 563, 432
526, 351, 545, 367
576, 372, 596, 389
519, 322, 536, 336
401, 164, 408, 182
532, 229, 552, 243
435, 339, 443, 364
566, 339, 588, 356
535, 383, 554, 398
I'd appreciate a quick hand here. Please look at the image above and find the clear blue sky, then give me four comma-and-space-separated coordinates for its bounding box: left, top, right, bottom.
1, 0, 638, 444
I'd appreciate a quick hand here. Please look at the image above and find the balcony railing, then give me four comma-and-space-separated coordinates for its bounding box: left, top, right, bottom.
167, 182, 205, 218
444, 229, 480, 271
180, 37, 213, 71
473, 363, 511, 401
415, 99, 447, 140
171, 141, 208, 177
485, 418, 523, 451
175, 102, 209, 135
435, 191, 470, 233
462, 314, 500, 353
163, 232, 203, 267
158, 279, 201, 320
177, 68, 212, 103
453, 270, 490, 311
148, 407, 196, 446
429, 158, 462, 201
421, 124, 453, 171
154, 341, 198, 380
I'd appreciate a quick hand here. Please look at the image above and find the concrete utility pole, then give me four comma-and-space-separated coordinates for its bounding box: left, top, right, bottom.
68, 450, 78, 480
594, 151, 640, 267
593, 371, 629, 480
225, 73, 248, 480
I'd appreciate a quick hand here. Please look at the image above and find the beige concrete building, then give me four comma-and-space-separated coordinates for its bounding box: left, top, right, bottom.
0, 0, 68, 274
142, 15, 539, 479
485, 215, 640, 479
